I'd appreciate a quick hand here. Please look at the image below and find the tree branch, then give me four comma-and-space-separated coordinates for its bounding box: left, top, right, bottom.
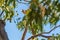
44, 25, 60, 34
21, 20, 28, 40
28, 34, 52, 40
21, 26, 27, 40
28, 25, 60, 40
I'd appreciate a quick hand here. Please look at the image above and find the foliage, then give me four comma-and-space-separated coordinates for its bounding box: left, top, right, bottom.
51, 34, 60, 40
0, 0, 60, 40
0, 0, 16, 22
17, 0, 60, 40
18, 0, 60, 34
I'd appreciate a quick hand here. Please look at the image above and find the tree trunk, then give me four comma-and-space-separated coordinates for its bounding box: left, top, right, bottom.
0, 20, 9, 40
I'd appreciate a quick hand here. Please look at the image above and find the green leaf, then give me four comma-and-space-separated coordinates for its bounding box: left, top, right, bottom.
17, 21, 24, 30
13, 0, 16, 8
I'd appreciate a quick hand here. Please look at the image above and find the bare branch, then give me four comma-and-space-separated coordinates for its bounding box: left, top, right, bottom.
28, 25, 60, 40
21, 26, 27, 40
28, 34, 52, 40
44, 25, 60, 34
21, 20, 28, 40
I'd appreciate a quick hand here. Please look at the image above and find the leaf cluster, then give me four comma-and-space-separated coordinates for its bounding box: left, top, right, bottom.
17, 0, 60, 35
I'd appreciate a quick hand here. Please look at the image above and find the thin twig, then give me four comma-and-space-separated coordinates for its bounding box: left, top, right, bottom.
28, 25, 60, 40
0, 10, 4, 17
43, 25, 60, 34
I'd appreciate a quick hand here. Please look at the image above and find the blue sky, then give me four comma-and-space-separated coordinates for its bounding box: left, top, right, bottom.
5, 3, 32, 40
5, 2, 60, 40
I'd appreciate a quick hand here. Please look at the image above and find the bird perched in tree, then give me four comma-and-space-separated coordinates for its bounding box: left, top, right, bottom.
22, 9, 31, 15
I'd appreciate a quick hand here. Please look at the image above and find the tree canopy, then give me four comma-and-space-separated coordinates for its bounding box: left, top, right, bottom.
0, 0, 60, 40
0, 0, 16, 22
